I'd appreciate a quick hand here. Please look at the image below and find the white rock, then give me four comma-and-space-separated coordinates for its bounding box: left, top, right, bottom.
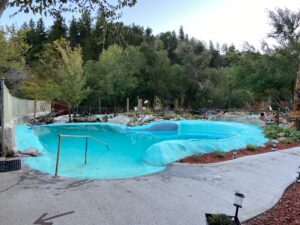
108, 115, 132, 125
272, 139, 280, 144
142, 115, 155, 123
277, 137, 286, 142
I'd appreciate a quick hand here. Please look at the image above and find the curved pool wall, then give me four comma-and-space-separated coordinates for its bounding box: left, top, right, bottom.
16, 120, 268, 179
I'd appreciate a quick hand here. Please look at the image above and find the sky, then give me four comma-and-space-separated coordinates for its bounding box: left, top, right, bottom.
1, 0, 300, 49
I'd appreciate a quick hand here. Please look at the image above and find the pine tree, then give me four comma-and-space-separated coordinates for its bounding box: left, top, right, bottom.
36, 18, 47, 42
78, 10, 94, 61
179, 26, 185, 41
48, 13, 67, 42
69, 17, 79, 48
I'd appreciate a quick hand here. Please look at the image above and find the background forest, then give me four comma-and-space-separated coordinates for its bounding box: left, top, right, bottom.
1, 8, 300, 112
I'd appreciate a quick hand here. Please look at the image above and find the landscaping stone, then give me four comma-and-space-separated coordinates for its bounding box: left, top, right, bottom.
108, 115, 132, 125
142, 115, 155, 123
277, 132, 285, 137
277, 137, 287, 142
21, 148, 42, 157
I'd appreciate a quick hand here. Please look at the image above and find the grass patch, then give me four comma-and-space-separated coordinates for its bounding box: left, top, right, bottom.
208, 214, 233, 225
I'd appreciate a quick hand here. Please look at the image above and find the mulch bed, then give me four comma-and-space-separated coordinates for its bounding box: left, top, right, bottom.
243, 182, 300, 225
178, 142, 300, 164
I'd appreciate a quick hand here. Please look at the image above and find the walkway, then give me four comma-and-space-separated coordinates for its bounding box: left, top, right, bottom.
0, 148, 299, 225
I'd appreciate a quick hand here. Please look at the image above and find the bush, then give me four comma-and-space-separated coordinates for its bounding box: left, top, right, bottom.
191, 154, 202, 162
246, 144, 257, 151
144, 108, 153, 115
264, 125, 300, 141
283, 137, 294, 144
208, 214, 233, 225
214, 151, 225, 158
163, 111, 178, 120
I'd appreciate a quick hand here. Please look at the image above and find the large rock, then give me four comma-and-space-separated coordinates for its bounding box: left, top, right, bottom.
142, 115, 155, 123
108, 115, 132, 126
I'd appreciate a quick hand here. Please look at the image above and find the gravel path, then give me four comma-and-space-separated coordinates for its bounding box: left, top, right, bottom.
0, 148, 299, 225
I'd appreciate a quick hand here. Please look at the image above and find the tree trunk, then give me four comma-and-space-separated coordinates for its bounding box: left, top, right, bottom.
0, 0, 8, 17
68, 104, 72, 122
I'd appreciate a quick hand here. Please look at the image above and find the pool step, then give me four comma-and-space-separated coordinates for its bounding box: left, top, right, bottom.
0, 159, 21, 172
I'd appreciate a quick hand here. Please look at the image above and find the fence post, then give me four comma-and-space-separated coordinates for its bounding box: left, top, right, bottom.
127, 98, 129, 112
1, 78, 5, 157
34, 99, 37, 119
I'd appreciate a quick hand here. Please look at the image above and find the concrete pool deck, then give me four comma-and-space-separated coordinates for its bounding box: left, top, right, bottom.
0, 148, 300, 225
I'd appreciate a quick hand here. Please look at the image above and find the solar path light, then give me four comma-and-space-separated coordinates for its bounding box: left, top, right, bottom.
233, 192, 245, 224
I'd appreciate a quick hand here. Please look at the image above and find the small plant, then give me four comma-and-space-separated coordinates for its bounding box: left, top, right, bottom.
246, 144, 257, 151
191, 153, 202, 162
144, 107, 153, 115
153, 96, 163, 112
214, 151, 225, 158
163, 111, 178, 120
283, 137, 294, 144
208, 214, 233, 225
264, 125, 300, 142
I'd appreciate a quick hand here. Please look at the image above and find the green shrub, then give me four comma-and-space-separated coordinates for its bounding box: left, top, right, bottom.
214, 151, 225, 158
144, 108, 153, 115
246, 144, 257, 151
191, 154, 202, 162
208, 214, 233, 225
264, 125, 300, 142
283, 138, 294, 144
163, 111, 178, 120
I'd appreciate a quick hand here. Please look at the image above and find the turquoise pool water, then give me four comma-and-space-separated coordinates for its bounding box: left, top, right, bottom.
16, 120, 267, 179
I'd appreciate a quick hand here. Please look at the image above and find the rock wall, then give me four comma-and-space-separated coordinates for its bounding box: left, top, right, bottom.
1, 111, 49, 154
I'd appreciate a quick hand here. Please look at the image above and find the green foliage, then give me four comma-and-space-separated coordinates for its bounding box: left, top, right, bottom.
214, 151, 225, 158
3, 0, 137, 18
191, 153, 202, 162
283, 138, 294, 144
4, 7, 300, 113
246, 144, 257, 151
143, 108, 153, 115
208, 214, 233, 225
0, 26, 30, 73
22, 38, 89, 116
48, 14, 67, 42
264, 125, 300, 141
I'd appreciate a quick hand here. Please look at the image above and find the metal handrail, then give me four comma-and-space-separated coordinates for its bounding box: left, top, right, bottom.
54, 134, 109, 177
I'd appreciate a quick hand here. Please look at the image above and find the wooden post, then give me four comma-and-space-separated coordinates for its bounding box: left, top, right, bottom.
275, 111, 280, 126
98, 96, 101, 114
1, 78, 5, 157
138, 99, 143, 114
127, 98, 129, 112
33, 99, 37, 119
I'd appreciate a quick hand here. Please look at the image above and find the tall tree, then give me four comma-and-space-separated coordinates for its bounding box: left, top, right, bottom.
48, 13, 67, 42
178, 26, 185, 41
69, 17, 79, 48
22, 38, 90, 121
26, 18, 47, 63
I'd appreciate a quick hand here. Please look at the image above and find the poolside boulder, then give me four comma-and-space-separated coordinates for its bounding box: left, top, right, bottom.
21, 147, 42, 157
108, 115, 132, 125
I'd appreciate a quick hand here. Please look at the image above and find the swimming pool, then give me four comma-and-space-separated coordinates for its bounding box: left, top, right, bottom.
16, 120, 267, 179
